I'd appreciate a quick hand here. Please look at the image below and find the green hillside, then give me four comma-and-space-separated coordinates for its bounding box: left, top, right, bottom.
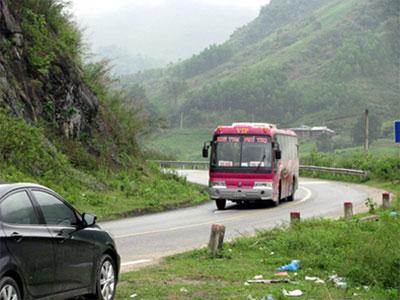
0, 0, 206, 220
128, 0, 399, 136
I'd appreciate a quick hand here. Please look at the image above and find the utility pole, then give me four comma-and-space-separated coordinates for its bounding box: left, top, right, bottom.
180, 112, 184, 130
364, 109, 369, 154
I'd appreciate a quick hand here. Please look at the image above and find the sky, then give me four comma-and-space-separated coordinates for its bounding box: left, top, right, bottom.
71, 0, 268, 16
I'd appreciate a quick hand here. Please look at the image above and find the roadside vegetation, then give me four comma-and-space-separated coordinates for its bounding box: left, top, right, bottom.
0, 112, 207, 220
300, 144, 400, 183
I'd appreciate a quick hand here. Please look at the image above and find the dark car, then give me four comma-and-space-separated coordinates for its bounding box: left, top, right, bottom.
0, 183, 120, 300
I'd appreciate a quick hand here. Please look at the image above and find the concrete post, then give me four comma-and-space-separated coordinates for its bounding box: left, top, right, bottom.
344, 202, 353, 220
290, 212, 301, 224
382, 192, 391, 209
208, 224, 225, 256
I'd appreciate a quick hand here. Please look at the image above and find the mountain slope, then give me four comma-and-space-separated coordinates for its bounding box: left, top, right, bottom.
129, 0, 399, 135
0, 0, 206, 219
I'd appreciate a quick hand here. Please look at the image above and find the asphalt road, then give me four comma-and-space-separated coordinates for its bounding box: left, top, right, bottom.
101, 170, 382, 272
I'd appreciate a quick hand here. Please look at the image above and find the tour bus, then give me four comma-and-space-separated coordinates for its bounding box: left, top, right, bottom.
202, 123, 299, 210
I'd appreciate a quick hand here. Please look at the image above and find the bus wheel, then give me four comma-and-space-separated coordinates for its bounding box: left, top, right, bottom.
216, 199, 226, 210
287, 179, 296, 202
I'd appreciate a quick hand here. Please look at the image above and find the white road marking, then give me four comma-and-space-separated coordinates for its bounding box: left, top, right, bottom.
115, 186, 313, 240
121, 259, 153, 267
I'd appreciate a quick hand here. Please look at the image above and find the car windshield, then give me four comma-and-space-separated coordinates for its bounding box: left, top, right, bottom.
212, 136, 272, 168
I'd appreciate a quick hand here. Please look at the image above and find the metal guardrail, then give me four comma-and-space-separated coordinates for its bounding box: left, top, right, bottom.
150, 160, 369, 178
299, 165, 368, 178
151, 160, 209, 169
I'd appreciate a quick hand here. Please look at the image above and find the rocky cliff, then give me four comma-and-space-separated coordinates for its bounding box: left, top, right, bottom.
0, 0, 98, 138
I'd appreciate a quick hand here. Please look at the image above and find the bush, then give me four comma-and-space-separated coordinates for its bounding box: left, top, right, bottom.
18, 1, 82, 75
0, 112, 68, 175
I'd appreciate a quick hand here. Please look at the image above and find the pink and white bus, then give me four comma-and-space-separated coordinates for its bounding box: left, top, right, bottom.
203, 123, 299, 210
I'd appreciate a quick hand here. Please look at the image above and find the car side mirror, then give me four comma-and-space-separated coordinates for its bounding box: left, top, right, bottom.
82, 213, 97, 227
275, 150, 282, 160
202, 142, 209, 158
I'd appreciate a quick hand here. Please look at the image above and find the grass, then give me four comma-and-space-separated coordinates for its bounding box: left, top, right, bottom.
117, 183, 399, 299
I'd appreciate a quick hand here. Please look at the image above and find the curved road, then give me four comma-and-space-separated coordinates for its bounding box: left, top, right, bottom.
101, 170, 382, 272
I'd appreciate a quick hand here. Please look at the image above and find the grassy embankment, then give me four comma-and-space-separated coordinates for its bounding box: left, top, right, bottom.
117, 151, 399, 299
0, 113, 207, 221
144, 128, 212, 161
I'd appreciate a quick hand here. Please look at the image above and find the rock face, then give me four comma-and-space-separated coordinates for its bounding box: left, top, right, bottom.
0, 0, 98, 138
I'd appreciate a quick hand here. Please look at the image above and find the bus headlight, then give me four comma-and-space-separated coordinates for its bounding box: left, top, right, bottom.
209, 181, 226, 188
254, 182, 272, 188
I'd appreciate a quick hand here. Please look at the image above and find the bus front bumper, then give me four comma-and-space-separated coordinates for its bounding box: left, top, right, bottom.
209, 187, 273, 201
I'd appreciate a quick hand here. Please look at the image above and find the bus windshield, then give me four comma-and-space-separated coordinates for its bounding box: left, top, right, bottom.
212, 136, 272, 168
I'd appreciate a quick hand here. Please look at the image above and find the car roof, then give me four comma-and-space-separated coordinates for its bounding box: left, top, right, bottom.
0, 183, 50, 199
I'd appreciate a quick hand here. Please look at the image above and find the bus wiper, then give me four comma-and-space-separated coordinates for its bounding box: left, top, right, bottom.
256, 154, 266, 170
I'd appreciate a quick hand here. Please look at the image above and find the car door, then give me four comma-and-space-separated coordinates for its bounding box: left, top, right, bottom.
30, 189, 96, 293
0, 190, 56, 298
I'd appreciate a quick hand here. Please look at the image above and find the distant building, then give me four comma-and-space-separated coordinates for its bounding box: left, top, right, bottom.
290, 125, 335, 138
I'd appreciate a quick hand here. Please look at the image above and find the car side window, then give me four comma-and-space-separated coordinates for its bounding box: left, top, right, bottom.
32, 191, 78, 226
0, 191, 39, 225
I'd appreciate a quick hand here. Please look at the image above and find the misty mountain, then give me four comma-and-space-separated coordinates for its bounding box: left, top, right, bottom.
126, 0, 399, 136
78, 1, 260, 66
95, 46, 166, 75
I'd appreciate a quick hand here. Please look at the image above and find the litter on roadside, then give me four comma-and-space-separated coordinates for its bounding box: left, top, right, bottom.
305, 276, 325, 284
277, 260, 300, 271
275, 272, 289, 277
130, 293, 137, 298
247, 279, 290, 284
282, 289, 303, 297
254, 275, 264, 280
329, 274, 347, 289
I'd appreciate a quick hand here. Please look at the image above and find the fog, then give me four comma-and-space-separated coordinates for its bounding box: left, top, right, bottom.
72, 0, 268, 73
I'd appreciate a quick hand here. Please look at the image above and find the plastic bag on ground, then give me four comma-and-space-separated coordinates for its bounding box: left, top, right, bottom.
282, 289, 303, 297
277, 260, 300, 271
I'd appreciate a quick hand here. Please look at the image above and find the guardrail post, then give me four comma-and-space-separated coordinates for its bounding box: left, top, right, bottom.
382, 192, 391, 209
290, 212, 301, 224
208, 224, 225, 256
344, 202, 353, 220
